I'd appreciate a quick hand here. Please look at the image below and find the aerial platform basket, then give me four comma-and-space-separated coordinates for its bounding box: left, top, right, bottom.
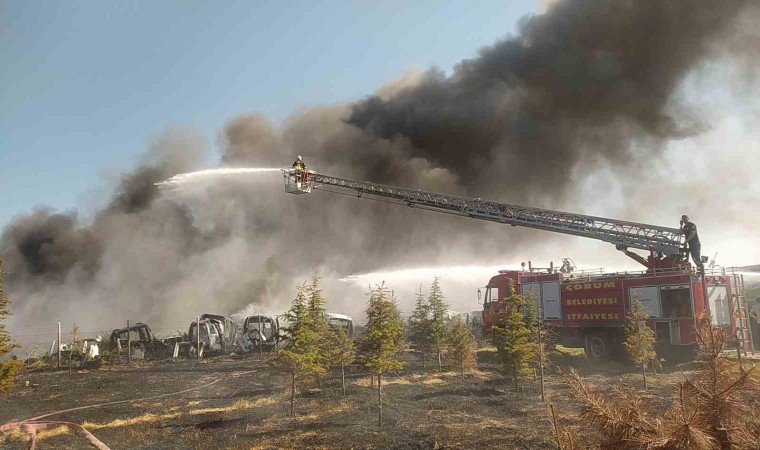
282, 168, 315, 194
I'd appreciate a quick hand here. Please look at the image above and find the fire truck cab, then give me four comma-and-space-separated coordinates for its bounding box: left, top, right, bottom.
479, 267, 747, 361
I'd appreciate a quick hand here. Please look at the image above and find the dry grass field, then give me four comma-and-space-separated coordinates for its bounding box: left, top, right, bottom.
0, 349, 692, 449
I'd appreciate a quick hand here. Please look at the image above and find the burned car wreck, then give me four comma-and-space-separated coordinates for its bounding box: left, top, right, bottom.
108, 322, 175, 358
187, 314, 240, 357
239, 315, 282, 353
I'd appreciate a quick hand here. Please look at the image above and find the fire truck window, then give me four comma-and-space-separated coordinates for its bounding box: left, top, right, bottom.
708, 285, 731, 326
660, 287, 692, 319
490, 288, 499, 303
629, 286, 661, 318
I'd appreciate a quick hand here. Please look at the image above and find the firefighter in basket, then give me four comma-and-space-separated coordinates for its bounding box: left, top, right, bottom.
292, 155, 307, 185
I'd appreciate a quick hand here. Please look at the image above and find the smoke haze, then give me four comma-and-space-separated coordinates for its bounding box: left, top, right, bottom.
3, 1, 760, 342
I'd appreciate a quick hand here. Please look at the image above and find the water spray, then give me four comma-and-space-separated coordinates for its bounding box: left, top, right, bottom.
339, 265, 511, 284
155, 167, 281, 189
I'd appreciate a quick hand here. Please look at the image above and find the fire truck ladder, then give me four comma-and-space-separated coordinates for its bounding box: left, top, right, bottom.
731, 273, 754, 354
282, 169, 685, 263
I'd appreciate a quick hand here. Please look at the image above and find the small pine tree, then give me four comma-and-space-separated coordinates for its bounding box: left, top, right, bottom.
491, 286, 537, 393
408, 284, 432, 368
624, 299, 656, 388
305, 273, 331, 384
558, 317, 759, 449
685, 313, 755, 448
327, 325, 355, 395
359, 283, 405, 429
278, 284, 325, 417
427, 277, 450, 371
520, 291, 541, 365
521, 290, 550, 398
0, 257, 22, 392
448, 320, 477, 378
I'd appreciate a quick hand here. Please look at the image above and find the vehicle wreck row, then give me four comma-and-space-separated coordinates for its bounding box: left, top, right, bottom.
47, 310, 355, 364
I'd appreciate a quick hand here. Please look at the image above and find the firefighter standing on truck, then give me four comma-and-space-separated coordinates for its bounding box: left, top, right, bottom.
680, 215, 704, 272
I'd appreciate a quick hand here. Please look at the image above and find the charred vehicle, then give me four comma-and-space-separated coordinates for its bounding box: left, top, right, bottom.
448, 310, 484, 339
189, 314, 240, 355
109, 322, 155, 347
108, 322, 172, 358
327, 313, 354, 338
239, 315, 281, 352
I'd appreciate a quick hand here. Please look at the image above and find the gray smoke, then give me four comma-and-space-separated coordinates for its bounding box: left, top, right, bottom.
2, 1, 759, 337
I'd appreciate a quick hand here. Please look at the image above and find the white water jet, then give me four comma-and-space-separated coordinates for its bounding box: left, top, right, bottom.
339, 262, 635, 285
339, 265, 510, 284
155, 167, 281, 189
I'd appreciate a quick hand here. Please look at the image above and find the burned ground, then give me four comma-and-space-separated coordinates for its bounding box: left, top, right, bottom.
0, 350, 693, 449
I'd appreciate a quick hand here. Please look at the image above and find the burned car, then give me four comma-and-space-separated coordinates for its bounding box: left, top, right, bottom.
109, 322, 155, 347
239, 315, 281, 353
327, 313, 354, 338
188, 314, 240, 356
108, 322, 172, 358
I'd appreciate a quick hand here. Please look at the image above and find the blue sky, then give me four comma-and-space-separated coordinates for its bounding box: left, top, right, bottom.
0, 0, 537, 228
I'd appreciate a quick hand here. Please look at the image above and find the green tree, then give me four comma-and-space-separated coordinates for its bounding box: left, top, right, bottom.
624, 299, 656, 388
448, 320, 477, 378
525, 294, 555, 400
490, 287, 537, 393
359, 283, 405, 429
520, 291, 543, 371
278, 284, 325, 417
305, 273, 331, 383
407, 284, 432, 368
0, 257, 22, 392
427, 277, 450, 371
327, 325, 355, 395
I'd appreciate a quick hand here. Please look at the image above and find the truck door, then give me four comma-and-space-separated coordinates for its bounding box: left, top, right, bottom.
707, 285, 731, 327
541, 281, 561, 320
670, 321, 681, 345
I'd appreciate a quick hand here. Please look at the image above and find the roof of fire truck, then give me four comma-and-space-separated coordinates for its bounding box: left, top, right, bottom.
496, 265, 741, 284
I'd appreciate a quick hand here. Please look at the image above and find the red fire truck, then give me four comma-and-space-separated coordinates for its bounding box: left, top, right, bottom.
282, 167, 753, 360
478, 265, 748, 360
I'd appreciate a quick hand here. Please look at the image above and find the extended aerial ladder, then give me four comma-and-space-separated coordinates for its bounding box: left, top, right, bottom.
282, 169, 689, 270
282, 167, 758, 353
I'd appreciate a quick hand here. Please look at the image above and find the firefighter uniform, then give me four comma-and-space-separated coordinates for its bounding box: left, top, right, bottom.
681, 219, 703, 271
292, 157, 307, 184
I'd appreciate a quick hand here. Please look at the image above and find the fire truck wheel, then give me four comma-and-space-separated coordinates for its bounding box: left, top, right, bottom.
585, 334, 608, 360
